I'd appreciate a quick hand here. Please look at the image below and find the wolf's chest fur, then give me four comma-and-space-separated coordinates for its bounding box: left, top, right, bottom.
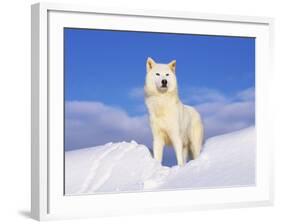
146, 95, 180, 127
146, 95, 180, 146
147, 94, 178, 116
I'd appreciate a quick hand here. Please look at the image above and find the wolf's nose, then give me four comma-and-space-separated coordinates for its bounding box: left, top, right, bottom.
161, 79, 168, 86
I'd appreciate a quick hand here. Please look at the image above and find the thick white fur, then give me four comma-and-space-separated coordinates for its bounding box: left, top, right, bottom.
144, 57, 204, 166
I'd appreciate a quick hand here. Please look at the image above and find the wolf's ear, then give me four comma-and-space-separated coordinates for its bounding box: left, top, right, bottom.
168, 60, 176, 73
147, 57, 156, 72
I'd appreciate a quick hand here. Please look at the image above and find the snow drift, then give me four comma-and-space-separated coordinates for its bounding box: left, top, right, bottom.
65, 126, 255, 195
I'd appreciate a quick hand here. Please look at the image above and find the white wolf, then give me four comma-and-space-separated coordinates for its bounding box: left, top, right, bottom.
144, 57, 204, 166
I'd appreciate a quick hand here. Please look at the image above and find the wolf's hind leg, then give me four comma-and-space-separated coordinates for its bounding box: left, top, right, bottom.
190, 121, 203, 159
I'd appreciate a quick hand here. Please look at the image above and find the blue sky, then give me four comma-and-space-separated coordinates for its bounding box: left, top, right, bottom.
64, 28, 255, 166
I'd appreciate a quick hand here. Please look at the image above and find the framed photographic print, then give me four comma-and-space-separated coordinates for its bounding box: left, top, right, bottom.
31, 2, 274, 221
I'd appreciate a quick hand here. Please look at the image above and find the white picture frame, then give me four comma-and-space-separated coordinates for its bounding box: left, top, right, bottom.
31, 2, 274, 221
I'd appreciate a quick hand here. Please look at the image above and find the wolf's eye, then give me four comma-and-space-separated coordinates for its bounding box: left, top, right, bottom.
166, 73, 169, 76
155, 73, 160, 76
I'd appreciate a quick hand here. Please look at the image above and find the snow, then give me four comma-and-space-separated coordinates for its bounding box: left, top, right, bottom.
65, 126, 256, 195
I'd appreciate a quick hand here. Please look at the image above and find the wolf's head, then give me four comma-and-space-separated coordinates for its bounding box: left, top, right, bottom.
145, 57, 178, 96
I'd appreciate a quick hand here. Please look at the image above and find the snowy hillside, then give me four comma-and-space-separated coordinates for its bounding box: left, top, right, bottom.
65, 127, 255, 195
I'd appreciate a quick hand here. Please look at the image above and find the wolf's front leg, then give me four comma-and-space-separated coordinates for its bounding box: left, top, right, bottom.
153, 137, 164, 164
171, 134, 184, 166
183, 146, 189, 164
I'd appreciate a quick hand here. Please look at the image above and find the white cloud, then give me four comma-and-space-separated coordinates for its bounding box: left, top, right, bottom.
182, 87, 227, 104
193, 87, 255, 138
128, 87, 148, 114
65, 101, 152, 150
129, 87, 144, 99
197, 101, 254, 138
235, 87, 255, 101
65, 87, 255, 150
